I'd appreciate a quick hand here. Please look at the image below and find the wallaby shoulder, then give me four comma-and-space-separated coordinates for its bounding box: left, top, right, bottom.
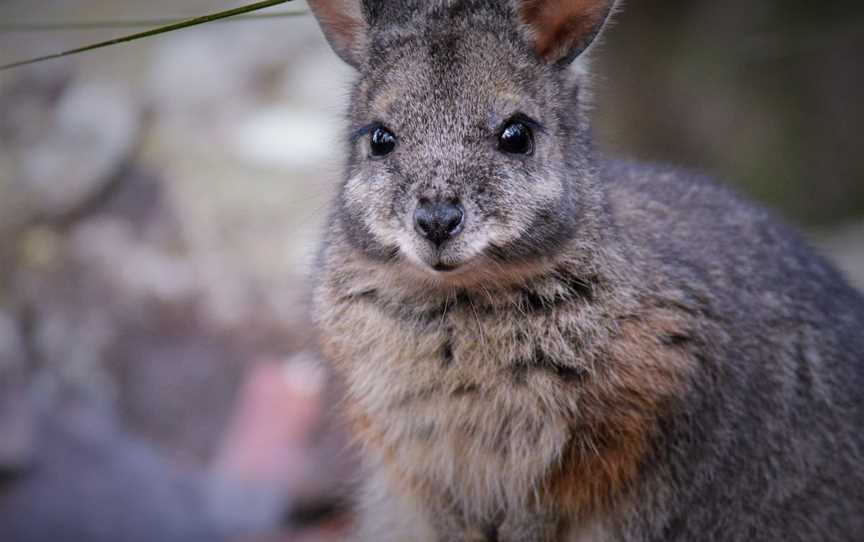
604, 158, 862, 315
600, 158, 864, 541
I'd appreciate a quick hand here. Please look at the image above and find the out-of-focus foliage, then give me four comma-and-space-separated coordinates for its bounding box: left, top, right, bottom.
595, 0, 864, 226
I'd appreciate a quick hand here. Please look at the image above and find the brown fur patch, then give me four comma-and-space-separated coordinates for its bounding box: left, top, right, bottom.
519, 0, 612, 62
541, 308, 693, 514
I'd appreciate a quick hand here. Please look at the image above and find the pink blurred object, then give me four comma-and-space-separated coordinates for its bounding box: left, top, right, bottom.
216, 355, 353, 541
213, 356, 327, 490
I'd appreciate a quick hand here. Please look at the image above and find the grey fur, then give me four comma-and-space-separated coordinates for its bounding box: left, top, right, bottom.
310, 1, 864, 540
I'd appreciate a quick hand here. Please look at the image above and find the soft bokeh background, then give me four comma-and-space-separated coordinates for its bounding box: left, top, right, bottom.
0, 1, 862, 541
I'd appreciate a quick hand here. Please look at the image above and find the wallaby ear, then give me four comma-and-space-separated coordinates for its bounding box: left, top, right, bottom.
517, 0, 615, 65
307, 0, 368, 68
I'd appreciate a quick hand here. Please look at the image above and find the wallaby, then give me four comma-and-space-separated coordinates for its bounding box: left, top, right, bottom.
309, 1, 864, 540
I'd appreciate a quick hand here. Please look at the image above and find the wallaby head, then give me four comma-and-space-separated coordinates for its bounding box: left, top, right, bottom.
310, 0, 616, 286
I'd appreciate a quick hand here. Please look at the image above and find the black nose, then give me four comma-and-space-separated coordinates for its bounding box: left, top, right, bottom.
414, 200, 465, 246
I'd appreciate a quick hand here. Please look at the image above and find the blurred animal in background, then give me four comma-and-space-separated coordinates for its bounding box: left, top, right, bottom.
310, 0, 864, 540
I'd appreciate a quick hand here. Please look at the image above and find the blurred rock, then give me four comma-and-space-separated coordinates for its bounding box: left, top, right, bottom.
0, 68, 71, 234
0, 386, 34, 477
0, 76, 139, 225
231, 106, 340, 171
0, 310, 25, 373
0, 313, 34, 475
0, 401, 281, 542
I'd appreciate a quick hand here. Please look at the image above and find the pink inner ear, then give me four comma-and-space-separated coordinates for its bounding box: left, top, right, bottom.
520, 0, 611, 62
308, 0, 366, 64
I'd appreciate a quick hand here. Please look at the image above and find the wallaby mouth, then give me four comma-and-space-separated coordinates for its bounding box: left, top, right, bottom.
432, 262, 459, 273
406, 242, 478, 277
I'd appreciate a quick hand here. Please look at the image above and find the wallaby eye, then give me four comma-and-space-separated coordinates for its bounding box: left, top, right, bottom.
370, 127, 397, 157
498, 121, 534, 155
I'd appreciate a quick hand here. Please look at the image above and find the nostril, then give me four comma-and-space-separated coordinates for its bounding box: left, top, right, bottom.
442, 204, 464, 236
413, 201, 465, 246
414, 206, 433, 237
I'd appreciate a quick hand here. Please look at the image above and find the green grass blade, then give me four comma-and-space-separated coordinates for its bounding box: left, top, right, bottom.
0, 0, 296, 72
0, 11, 308, 32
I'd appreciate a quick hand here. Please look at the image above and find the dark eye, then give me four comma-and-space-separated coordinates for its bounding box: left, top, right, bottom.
498, 121, 534, 155
370, 127, 397, 157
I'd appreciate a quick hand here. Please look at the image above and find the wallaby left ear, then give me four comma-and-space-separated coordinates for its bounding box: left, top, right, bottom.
517, 0, 616, 65
307, 0, 368, 68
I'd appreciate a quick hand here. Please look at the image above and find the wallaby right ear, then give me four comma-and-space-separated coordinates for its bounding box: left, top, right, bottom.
307, 0, 368, 68
517, 0, 616, 65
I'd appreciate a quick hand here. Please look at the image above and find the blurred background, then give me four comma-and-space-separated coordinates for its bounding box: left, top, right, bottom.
0, 1, 861, 541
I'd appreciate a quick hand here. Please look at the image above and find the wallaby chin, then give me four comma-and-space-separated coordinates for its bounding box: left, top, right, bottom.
405, 255, 568, 294
311, 1, 864, 541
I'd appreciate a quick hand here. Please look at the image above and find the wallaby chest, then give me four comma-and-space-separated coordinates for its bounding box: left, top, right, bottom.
316, 262, 628, 521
